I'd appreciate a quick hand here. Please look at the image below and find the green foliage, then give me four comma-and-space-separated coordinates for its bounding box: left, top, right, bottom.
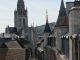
37, 22, 55, 36
0, 22, 55, 36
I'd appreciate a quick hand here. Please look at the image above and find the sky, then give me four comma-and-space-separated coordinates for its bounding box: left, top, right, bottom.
0, 0, 74, 33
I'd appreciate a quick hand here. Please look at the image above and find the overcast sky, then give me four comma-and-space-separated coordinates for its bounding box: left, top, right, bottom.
0, 0, 74, 33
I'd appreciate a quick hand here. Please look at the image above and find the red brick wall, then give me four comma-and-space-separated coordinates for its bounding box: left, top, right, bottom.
0, 49, 25, 60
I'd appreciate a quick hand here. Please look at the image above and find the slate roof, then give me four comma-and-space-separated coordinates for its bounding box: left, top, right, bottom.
55, 0, 68, 27
59, 0, 66, 17
44, 23, 51, 33
37, 39, 44, 53
0, 42, 8, 48
9, 27, 17, 34
0, 39, 8, 48
0, 38, 26, 48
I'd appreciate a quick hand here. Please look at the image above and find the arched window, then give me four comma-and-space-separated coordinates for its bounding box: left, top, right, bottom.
19, 19, 21, 26
23, 19, 25, 26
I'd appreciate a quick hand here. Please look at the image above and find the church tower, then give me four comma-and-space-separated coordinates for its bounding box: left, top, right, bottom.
14, 0, 28, 32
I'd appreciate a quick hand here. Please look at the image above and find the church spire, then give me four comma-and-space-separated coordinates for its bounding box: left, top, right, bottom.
17, 0, 25, 11
18, 0, 23, 3
55, 0, 68, 27
46, 10, 48, 23
59, 0, 66, 17
44, 10, 51, 33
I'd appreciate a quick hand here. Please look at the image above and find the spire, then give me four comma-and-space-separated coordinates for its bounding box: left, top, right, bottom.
44, 10, 51, 33
55, 0, 68, 27
59, 0, 66, 17
17, 0, 25, 10
46, 10, 48, 23
18, 0, 23, 3
33, 22, 34, 28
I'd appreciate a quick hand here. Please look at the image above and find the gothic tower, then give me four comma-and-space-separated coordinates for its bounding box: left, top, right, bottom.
44, 10, 51, 47
55, 0, 68, 51
44, 10, 51, 60
14, 0, 28, 32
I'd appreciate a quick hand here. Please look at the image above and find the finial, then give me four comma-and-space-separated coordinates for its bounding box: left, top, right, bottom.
46, 10, 48, 14
46, 10, 48, 23
33, 22, 34, 27
46, 10, 47, 12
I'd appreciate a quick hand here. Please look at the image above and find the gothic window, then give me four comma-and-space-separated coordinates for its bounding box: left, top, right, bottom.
23, 19, 25, 26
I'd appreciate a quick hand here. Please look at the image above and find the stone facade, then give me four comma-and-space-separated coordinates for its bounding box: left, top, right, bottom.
66, 2, 74, 14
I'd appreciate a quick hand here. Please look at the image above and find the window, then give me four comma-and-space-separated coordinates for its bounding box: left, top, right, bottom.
47, 37, 53, 47
23, 19, 25, 26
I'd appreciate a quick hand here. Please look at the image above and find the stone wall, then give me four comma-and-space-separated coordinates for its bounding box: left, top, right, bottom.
69, 7, 80, 60
56, 27, 68, 51
69, 8, 80, 35
66, 2, 74, 14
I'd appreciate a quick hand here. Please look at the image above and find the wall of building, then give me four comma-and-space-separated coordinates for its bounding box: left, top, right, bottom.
44, 33, 50, 47
55, 27, 68, 51
69, 7, 80, 60
69, 9, 80, 35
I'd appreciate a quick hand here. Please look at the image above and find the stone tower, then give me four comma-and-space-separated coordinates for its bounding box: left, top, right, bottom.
55, 0, 68, 51
44, 10, 51, 47
44, 10, 51, 60
14, 0, 28, 32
